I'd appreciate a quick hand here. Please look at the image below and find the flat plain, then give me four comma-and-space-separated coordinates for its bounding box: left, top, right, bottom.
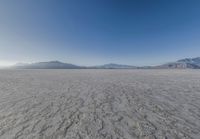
0, 69, 200, 139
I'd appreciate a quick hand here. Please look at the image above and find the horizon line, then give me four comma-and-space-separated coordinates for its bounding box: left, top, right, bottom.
0, 56, 199, 68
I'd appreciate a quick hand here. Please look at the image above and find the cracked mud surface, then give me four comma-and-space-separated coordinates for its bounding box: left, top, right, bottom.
0, 69, 200, 139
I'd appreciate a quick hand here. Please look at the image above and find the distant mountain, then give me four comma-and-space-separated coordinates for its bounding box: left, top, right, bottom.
156, 57, 200, 69
156, 62, 200, 69
177, 57, 200, 66
92, 63, 137, 69
13, 61, 84, 69
10, 57, 200, 69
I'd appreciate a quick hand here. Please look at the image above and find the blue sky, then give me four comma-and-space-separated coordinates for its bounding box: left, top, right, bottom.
0, 0, 200, 66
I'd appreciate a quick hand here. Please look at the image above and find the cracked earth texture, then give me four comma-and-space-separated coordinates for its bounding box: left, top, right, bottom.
0, 70, 200, 139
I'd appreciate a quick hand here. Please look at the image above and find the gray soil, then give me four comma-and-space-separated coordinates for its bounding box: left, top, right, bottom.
0, 69, 200, 139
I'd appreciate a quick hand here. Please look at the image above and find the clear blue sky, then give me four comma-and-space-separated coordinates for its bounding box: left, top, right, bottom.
0, 0, 200, 66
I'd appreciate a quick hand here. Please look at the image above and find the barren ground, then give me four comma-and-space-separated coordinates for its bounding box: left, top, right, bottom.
0, 69, 200, 139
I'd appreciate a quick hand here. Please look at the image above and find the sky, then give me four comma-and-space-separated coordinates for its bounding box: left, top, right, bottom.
0, 0, 200, 66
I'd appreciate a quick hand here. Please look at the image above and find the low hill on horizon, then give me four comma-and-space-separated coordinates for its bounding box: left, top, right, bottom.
13, 61, 84, 69
90, 63, 137, 69
10, 57, 200, 69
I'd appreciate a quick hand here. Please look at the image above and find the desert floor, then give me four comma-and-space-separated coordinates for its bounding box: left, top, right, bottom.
0, 69, 200, 139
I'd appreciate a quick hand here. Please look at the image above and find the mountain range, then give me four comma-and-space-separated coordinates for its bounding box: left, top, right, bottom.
11, 57, 200, 69
13, 61, 83, 69
156, 57, 200, 69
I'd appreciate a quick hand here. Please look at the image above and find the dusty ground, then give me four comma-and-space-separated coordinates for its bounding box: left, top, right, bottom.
0, 69, 200, 139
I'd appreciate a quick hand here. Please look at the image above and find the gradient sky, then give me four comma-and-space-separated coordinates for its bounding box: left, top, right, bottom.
0, 0, 200, 66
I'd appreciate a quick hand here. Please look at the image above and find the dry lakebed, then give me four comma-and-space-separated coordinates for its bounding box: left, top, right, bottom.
0, 69, 200, 139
